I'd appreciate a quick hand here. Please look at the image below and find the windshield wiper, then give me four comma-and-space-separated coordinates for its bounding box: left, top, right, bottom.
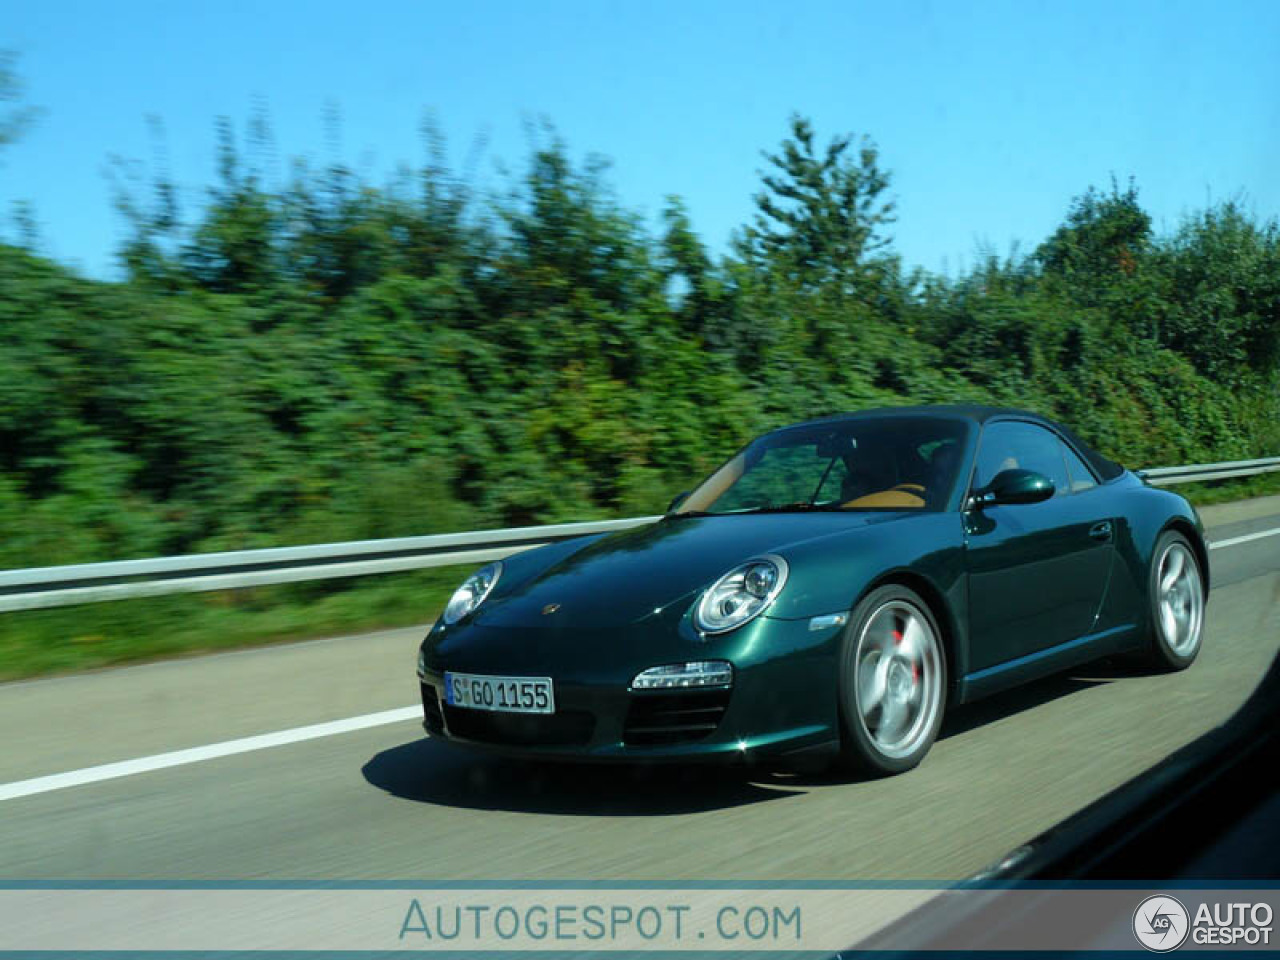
735, 501, 845, 514
670, 503, 845, 518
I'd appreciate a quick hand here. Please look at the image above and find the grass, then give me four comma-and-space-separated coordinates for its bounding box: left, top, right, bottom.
2, 473, 1277, 682
1169, 468, 1280, 507
0, 566, 468, 682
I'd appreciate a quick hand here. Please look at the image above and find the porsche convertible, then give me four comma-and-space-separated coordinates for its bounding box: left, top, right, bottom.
416, 405, 1208, 775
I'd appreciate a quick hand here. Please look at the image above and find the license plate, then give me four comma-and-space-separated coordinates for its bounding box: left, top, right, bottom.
444, 672, 555, 714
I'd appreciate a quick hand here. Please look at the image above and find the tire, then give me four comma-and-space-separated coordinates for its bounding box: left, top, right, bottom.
1143, 530, 1206, 671
838, 584, 948, 776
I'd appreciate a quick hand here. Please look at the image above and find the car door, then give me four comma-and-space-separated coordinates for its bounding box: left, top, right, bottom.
963, 419, 1115, 673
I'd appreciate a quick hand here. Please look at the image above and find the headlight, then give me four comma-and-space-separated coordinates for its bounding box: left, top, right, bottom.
694, 554, 789, 634
442, 561, 502, 625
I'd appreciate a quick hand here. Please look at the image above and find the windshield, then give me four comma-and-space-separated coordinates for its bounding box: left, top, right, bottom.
678, 416, 970, 514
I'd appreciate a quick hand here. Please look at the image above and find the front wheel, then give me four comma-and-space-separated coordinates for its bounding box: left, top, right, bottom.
1143, 530, 1206, 671
838, 585, 947, 776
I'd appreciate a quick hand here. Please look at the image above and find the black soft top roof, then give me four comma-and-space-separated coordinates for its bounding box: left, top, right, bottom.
792, 404, 1126, 482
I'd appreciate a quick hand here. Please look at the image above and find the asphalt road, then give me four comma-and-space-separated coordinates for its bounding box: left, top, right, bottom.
0, 498, 1277, 882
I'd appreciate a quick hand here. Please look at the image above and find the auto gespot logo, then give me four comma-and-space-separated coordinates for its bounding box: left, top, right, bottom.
1133, 895, 1274, 951
1133, 895, 1189, 952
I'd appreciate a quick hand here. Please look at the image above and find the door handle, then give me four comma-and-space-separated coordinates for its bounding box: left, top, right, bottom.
1089, 520, 1113, 542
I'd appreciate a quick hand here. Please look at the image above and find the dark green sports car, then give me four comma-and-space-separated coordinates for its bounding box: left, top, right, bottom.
416, 405, 1208, 775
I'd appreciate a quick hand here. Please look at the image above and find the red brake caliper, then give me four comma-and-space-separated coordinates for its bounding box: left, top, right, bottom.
894, 623, 920, 685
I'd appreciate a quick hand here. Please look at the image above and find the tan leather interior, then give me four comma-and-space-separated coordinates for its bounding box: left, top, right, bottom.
843, 483, 927, 509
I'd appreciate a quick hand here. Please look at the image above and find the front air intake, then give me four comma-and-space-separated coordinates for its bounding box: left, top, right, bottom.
622, 688, 731, 745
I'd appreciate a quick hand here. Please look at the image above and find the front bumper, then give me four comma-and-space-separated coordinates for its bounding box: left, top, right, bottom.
416, 615, 844, 764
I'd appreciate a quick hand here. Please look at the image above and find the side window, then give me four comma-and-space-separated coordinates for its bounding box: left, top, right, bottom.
1060, 441, 1098, 493
972, 421, 1069, 495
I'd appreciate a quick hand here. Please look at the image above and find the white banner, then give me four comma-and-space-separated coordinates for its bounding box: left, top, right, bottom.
0, 887, 1276, 952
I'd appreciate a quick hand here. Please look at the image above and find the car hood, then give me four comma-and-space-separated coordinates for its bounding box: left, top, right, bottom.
473, 511, 911, 629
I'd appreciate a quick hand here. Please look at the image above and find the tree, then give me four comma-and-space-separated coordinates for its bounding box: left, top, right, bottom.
0, 51, 41, 155
183, 117, 281, 294
108, 116, 184, 286
739, 114, 896, 293
660, 196, 735, 348
1035, 178, 1151, 286
1155, 202, 1280, 380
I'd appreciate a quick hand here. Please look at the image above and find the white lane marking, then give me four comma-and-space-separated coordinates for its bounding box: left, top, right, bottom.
0, 705, 421, 803
2, 524, 1277, 804
1209, 526, 1280, 550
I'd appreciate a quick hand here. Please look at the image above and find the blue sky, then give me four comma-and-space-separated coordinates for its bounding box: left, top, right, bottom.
3, 0, 1278, 279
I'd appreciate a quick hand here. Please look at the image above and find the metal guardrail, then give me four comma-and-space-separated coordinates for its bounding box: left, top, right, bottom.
1139, 456, 1280, 487
1, 455, 1276, 613
0, 517, 660, 613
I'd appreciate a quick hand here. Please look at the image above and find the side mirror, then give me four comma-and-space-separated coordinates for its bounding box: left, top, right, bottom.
972, 469, 1054, 508
666, 491, 691, 514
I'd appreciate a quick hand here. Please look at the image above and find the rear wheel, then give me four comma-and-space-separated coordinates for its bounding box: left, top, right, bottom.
838, 585, 947, 776
1144, 530, 1205, 671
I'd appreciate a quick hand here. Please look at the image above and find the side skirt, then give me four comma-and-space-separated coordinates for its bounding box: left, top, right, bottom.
957, 624, 1139, 703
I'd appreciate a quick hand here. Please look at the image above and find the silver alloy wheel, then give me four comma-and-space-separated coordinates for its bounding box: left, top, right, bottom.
1156, 541, 1204, 656
853, 599, 943, 760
